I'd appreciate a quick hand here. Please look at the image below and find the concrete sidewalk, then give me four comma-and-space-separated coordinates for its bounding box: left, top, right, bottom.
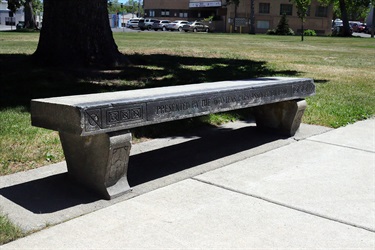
1, 119, 374, 249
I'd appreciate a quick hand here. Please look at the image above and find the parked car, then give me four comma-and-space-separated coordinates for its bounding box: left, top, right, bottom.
152, 20, 171, 31
349, 21, 361, 32
166, 20, 189, 31
357, 23, 368, 33
126, 18, 142, 29
139, 18, 158, 31
16, 21, 25, 30
332, 19, 353, 35
332, 19, 342, 31
182, 21, 209, 32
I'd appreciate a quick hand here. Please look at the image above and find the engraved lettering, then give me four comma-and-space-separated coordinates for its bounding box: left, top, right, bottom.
156, 102, 190, 114
293, 83, 314, 95
201, 99, 210, 107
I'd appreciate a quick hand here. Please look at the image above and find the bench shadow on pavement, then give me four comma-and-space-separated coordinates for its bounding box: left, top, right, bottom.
0, 124, 286, 214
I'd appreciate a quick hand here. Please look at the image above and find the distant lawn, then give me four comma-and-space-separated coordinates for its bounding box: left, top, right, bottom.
1, 31, 374, 176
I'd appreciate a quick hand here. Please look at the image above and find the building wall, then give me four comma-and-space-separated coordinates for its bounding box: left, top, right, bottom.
143, 0, 333, 34
227, 0, 333, 35
144, 0, 226, 22
0, 0, 24, 26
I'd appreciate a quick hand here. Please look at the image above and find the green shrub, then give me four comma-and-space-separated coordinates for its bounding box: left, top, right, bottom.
267, 28, 294, 36
287, 28, 295, 35
266, 29, 276, 35
304, 29, 317, 36
269, 13, 295, 35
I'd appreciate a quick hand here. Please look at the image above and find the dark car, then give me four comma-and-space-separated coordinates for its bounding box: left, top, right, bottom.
152, 20, 171, 31
139, 18, 158, 31
182, 21, 209, 32
357, 23, 368, 33
16, 21, 25, 30
349, 21, 361, 32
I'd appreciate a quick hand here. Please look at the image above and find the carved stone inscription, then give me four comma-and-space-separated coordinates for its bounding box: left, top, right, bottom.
85, 104, 146, 132
148, 86, 291, 121
107, 146, 130, 187
292, 81, 315, 96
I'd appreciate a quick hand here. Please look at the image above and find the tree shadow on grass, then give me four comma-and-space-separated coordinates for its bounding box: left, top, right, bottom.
0, 53, 300, 139
0, 53, 300, 108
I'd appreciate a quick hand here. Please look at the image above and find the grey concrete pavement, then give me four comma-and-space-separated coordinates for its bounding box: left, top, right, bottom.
1, 118, 374, 249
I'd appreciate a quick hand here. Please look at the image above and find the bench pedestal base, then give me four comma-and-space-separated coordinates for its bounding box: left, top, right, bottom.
254, 99, 306, 136
59, 131, 132, 200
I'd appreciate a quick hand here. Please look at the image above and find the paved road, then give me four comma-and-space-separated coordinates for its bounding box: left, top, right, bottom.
2, 24, 373, 37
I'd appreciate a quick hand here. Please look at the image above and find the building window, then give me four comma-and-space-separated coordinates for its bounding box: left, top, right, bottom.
149, 10, 155, 17
161, 9, 170, 17
259, 3, 270, 14
280, 4, 293, 15
315, 6, 328, 17
257, 20, 270, 29
179, 12, 188, 18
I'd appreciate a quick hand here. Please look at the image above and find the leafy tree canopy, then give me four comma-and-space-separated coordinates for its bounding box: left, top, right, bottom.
291, 0, 311, 21
7, 0, 42, 14
108, 0, 143, 16
290, 0, 312, 41
226, 0, 240, 7
319, 0, 372, 20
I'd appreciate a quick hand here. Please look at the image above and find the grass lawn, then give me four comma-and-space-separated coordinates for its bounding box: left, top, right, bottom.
1, 31, 374, 177
0, 213, 24, 245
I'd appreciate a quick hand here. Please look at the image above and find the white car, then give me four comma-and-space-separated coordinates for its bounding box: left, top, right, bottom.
166, 20, 189, 31
126, 18, 142, 29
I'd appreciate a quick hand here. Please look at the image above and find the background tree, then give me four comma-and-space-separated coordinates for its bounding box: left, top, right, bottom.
275, 13, 292, 35
33, 0, 125, 67
318, 0, 349, 36
330, 0, 371, 20
226, 0, 240, 31
319, 0, 372, 36
108, 0, 143, 16
249, 0, 255, 34
368, 2, 375, 37
338, 0, 351, 36
291, 0, 311, 41
8, 0, 42, 29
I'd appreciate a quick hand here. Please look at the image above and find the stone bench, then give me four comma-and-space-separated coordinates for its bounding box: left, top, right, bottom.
31, 77, 315, 199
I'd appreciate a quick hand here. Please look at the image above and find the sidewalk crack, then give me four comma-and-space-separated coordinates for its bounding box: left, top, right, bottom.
192, 177, 375, 233
306, 139, 375, 153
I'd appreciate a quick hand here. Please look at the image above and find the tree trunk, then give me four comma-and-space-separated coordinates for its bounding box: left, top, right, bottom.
338, 0, 351, 36
249, 0, 255, 34
372, 5, 375, 38
233, 4, 237, 32
33, 0, 125, 67
24, 0, 37, 29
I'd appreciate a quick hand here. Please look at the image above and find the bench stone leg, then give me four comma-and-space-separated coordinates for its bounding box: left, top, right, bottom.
59, 131, 132, 200
253, 99, 307, 136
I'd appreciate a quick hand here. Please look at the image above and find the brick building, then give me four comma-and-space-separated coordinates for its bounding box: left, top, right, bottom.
143, 0, 333, 35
